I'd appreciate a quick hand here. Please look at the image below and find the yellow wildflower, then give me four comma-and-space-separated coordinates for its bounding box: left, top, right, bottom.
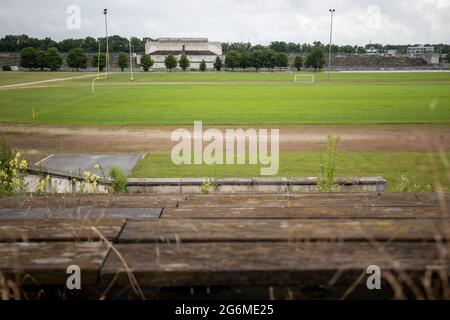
19, 159, 27, 170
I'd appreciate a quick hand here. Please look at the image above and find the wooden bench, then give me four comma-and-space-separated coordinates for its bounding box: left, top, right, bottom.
0, 193, 449, 299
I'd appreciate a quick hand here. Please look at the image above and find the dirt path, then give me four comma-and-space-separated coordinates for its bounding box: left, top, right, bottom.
1, 124, 449, 163
0, 73, 99, 89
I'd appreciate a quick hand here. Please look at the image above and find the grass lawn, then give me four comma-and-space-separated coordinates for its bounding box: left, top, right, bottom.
131, 152, 450, 191
15, 71, 449, 84
0, 71, 95, 86
0, 71, 449, 125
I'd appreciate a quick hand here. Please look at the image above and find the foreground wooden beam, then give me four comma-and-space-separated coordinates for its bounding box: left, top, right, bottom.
100, 242, 449, 288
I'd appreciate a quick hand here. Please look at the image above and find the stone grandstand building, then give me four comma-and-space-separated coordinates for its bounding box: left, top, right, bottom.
145, 38, 222, 70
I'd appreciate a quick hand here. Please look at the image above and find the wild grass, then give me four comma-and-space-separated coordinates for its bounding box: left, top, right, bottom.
131, 151, 450, 191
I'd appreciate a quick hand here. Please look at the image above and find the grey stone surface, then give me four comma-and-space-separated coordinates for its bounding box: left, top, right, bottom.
36, 154, 142, 177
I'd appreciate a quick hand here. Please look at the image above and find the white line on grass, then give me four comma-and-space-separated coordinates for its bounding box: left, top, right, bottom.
34, 154, 54, 166
0, 73, 101, 89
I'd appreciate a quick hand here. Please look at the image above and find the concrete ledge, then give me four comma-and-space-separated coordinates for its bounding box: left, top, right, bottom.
127, 176, 387, 194
23, 167, 387, 193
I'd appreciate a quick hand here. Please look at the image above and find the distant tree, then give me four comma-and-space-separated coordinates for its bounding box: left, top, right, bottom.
225, 50, 240, 70
239, 51, 251, 69
20, 47, 37, 70
58, 38, 84, 52
130, 37, 145, 54
447, 50, 450, 62
213, 56, 223, 71
92, 53, 106, 71
36, 50, 48, 70
118, 52, 128, 71
46, 47, 63, 71
261, 49, 277, 69
67, 48, 87, 70
270, 41, 288, 53
82, 36, 98, 52
275, 52, 288, 67
305, 47, 325, 71
199, 59, 207, 72
250, 50, 264, 70
164, 54, 177, 70
293, 56, 303, 71
140, 54, 153, 71
178, 54, 190, 71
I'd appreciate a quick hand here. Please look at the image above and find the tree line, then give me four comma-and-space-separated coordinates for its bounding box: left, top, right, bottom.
18, 45, 325, 71
140, 54, 212, 71
0, 34, 147, 53
224, 46, 325, 70
2, 34, 450, 55
18, 46, 131, 71
222, 41, 450, 55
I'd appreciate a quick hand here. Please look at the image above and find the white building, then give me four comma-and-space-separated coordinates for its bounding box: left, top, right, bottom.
407, 46, 434, 55
145, 38, 222, 70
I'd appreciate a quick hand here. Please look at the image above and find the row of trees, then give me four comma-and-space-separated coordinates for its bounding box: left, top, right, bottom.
224, 47, 325, 70
4, 34, 450, 56
140, 54, 214, 71
19, 45, 326, 71
1, 34, 147, 53
19, 47, 131, 71
224, 49, 288, 70
223, 41, 450, 55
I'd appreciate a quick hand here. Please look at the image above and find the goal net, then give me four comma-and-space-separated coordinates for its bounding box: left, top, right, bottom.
294, 74, 315, 83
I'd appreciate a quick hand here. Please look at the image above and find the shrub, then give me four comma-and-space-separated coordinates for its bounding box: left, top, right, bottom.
0, 140, 27, 195
178, 54, 190, 71
317, 135, 340, 192
109, 166, 127, 193
2, 65, 12, 71
214, 56, 223, 71
164, 54, 178, 70
118, 52, 128, 71
199, 59, 207, 72
294, 56, 303, 71
140, 54, 153, 71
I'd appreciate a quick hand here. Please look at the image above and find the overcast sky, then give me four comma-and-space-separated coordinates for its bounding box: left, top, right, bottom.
1, 0, 449, 45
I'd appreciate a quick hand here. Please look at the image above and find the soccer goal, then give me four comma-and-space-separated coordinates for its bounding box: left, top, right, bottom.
294, 74, 315, 83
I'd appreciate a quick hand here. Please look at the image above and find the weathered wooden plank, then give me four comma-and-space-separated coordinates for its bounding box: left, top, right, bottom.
161, 206, 449, 219
0, 207, 161, 219
181, 193, 449, 208
0, 242, 109, 286
100, 242, 449, 287
0, 194, 181, 209
118, 218, 450, 243
0, 219, 125, 242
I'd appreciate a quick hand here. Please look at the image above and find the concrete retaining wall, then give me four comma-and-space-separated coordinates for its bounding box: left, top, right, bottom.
126, 177, 387, 194
24, 166, 386, 194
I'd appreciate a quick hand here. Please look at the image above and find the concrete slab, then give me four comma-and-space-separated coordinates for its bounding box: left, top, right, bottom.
36, 154, 142, 177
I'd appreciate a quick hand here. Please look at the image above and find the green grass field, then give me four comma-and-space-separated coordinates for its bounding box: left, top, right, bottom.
131, 152, 450, 191
0, 71, 449, 126
0, 71, 95, 86
1, 71, 450, 187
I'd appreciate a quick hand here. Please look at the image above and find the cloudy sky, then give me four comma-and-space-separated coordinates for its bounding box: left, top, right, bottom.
1, 0, 449, 45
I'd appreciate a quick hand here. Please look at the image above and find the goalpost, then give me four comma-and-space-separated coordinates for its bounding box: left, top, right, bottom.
92, 43, 108, 93
294, 74, 315, 83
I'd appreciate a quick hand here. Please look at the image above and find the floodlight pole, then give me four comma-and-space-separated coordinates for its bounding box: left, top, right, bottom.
129, 39, 134, 81
328, 9, 335, 81
103, 9, 110, 79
